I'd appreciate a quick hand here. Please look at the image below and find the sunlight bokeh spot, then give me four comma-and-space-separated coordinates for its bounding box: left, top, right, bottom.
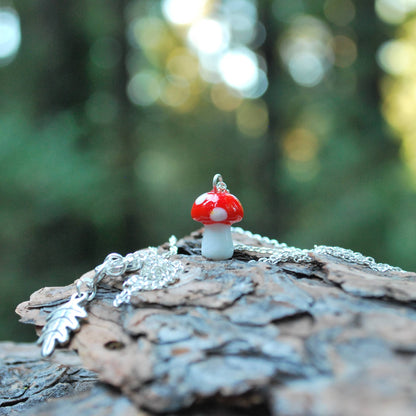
219, 48, 258, 92
198, 55, 222, 83
383, 80, 416, 132
375, 0, 416, 25
228, 14, 256, 45
282, 128, 320, 162
210, 84, 243, 111
0, 8, 21, 65
380, 16, 416, 183
166, 49, 200, 80
401, 133, 416, 164
377, 40, 416, 75
285, 159, 320, 182
159, 0, 267, 101
131, 17, 172, 53
243, 69, 269, 99
162, 0, 209, 25
188, 18, 230, 55
160, 76, 191, 108
223, 0, 257, 44
324, 0, 355, 26
136, 151, 178, 187
127, 71, 161, 106
288, 52, 325, 87
332, 35, 357, 68
280, 16, 333, 87
236, 100, 269, 138
225, 0, 257, 20
397, 131, 416, 182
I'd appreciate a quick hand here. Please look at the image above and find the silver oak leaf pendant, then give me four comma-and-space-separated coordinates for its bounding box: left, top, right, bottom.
37, 292, 88, 357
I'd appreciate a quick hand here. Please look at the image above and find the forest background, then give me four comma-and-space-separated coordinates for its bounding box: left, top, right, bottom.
1, 0, 416, 340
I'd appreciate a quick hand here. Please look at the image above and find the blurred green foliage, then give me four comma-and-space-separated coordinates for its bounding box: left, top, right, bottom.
1, 0, 416, 341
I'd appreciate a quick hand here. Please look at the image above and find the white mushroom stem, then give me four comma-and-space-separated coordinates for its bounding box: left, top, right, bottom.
201, 223, 234, 260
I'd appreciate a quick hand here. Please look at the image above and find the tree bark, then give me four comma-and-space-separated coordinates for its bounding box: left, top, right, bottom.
11, 230, 416, 415
0, 342, 97, 416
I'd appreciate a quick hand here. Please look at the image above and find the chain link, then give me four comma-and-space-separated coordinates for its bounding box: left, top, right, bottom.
232, 227, 405, 273
113, 236, 182, 306
75, 236, 182, 307
312, 245, 404, 273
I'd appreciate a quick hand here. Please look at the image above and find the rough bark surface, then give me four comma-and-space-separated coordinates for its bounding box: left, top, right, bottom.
0, 342, 97, 416
13, 230, 416, 415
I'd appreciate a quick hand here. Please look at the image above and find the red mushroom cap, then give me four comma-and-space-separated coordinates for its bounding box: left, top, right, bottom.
191, 188, 244, 225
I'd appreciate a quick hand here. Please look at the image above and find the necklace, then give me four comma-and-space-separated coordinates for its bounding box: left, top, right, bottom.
37, 236, 182, 357
36, 174, 406, 358
36, 226, 405, 357
113, 236, 183, 307
232, 227, 405, 274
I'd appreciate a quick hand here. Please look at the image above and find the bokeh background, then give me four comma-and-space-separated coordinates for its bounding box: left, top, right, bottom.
2, 0, 416, 341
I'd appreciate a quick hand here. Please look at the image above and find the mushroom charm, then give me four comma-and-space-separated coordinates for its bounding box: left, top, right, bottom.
191, 174, 244, 260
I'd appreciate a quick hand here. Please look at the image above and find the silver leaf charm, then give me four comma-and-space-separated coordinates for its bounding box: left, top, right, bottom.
37, 292, 88, 357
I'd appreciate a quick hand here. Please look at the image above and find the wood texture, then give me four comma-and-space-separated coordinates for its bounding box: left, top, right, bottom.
0, 342, 97, 416
14, 230, 416, 415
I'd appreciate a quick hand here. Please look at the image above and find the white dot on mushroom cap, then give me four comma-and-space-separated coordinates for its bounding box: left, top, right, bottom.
195, 193, 208, 205
210, 207, 228, 222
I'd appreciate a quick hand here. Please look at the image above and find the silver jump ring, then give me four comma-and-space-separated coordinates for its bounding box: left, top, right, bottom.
213, 173, 227, 192
213, 173, 223, 189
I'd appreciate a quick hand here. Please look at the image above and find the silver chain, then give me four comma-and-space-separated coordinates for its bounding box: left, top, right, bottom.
76, 236, 182, 308
38, 236, 182, 357
113, 236, 183, 306
232, 227, 405, 273
38, 227, 406, 357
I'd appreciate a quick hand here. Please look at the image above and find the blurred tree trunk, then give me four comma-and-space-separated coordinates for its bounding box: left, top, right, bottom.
258, 2, 285, 232
111, 0, 144, 250
37, 1, 90, 114
34, 0, 145, 252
